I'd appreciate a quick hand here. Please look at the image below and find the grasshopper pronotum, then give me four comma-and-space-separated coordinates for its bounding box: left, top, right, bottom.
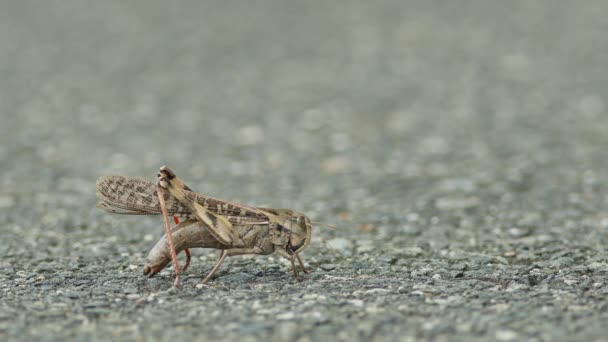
96, 166, 312, 287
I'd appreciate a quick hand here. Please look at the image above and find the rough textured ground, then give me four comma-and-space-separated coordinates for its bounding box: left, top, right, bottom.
2, 1, 608, 341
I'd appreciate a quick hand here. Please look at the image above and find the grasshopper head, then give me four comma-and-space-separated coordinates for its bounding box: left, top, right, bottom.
288, 212, 312, 254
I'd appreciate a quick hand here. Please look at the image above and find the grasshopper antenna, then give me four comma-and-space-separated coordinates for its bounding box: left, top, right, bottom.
312, 221, 341, 230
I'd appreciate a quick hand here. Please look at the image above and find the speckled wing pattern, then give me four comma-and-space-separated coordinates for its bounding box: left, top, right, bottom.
96, 176, 270, 225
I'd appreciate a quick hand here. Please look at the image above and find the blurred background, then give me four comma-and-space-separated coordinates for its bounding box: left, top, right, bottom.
2, 1, 608, 341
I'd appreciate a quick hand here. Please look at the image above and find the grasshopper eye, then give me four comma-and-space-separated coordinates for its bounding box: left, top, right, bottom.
297, 216, 306, 227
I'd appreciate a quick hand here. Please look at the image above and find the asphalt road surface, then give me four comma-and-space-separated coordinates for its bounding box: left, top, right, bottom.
2, 1, 608, 341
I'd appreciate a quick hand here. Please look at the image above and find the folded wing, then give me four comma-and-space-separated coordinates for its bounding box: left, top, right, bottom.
95, 175, 268, 225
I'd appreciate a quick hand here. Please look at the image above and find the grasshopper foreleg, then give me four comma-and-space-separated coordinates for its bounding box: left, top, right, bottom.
296, 254, 308, 274
276, 249, 305, 282
290, 254, 301, 281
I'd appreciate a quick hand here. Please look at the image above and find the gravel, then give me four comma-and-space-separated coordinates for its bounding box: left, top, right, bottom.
2, 1, 608, 341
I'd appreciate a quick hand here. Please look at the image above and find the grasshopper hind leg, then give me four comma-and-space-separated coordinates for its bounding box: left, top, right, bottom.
157, 185, 181, 287
181, 247, 192, 273
202, 250, 228, 284
173, 216, 192, 273
202, 247, 265, 284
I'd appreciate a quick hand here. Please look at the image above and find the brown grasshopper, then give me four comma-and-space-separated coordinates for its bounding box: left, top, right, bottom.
96, 166, 312, 287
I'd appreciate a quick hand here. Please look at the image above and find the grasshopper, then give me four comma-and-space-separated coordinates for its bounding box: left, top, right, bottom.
96, 166, 312, 287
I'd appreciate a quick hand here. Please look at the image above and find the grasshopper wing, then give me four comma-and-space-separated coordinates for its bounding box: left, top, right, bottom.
96, 176, 193, 217
96, 175, 271, 228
